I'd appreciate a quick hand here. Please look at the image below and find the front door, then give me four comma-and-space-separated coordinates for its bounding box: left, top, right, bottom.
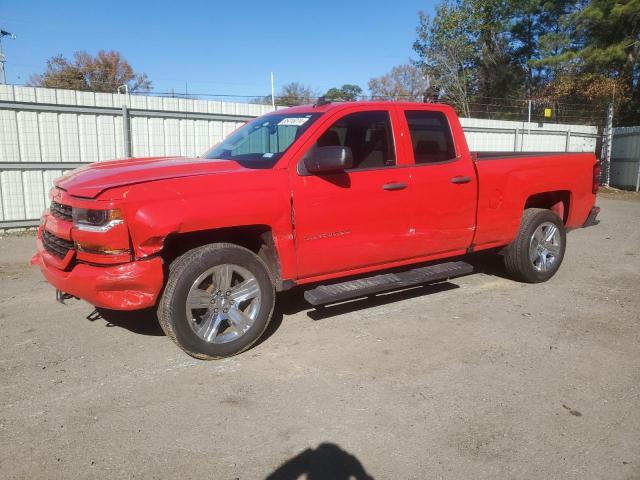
291, 109, 412, 279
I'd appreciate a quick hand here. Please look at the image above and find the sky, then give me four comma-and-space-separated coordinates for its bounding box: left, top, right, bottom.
0, 0, 437, 98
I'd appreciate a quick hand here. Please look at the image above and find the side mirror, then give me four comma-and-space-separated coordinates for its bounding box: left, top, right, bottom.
303, 145, 354, 174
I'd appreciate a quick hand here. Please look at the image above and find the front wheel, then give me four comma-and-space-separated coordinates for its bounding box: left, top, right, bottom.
503, 208, 567, 283
158, 243, 275, 359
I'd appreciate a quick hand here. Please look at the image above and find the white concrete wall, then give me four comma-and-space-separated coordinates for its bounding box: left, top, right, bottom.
460, 117, 597, 153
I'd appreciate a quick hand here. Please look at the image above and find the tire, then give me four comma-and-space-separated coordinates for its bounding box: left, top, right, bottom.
158, 243, 275, 359
503, 208, 567, 283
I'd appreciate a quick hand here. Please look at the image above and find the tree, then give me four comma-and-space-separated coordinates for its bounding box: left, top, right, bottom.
276, 82, 318, 106
412, 0, 639, 123
572, 0, 639, 121
29, 50, 151, 92
535, 0, 640, 123
413, 5, 477, 116
414, 0, 534, 117
470, 0, 526, 103
249, 94, 274, 105
250, 82, 322, 106
368, 64, 430, 102
511, 0, 578, 90
324, 84, 363, 101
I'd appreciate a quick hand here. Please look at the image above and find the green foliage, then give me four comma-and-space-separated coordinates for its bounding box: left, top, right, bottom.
575, 0, 639, 82
29, 50, 151, 93
536, 0, 639, 122
413, 0, 523, 116
414, 0, 640, 124
324, 84, 363, 101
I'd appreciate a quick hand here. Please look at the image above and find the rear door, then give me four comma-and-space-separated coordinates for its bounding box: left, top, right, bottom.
399, 108, 477, 256
290, 107, 412, 279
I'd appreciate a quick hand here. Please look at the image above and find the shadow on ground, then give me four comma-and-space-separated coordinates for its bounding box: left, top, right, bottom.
89, 307, 164, 336
465, 250, 510, 279
265, 442, 374, 480
259, 250, 510, 345
84, 252, 510, 343
257, 281, 460, 347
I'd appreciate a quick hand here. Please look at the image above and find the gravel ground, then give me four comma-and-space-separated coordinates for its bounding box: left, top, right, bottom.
1, 196, 638, 480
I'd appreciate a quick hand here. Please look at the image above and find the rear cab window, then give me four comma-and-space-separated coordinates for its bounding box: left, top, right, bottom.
404, 110, 456, 164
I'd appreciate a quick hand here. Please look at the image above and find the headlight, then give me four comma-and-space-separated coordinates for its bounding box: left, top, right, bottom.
72, 208, 123, 231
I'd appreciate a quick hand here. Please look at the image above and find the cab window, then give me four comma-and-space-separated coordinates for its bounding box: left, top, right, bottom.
405, 111, 456, 164
314, 111, 396, 169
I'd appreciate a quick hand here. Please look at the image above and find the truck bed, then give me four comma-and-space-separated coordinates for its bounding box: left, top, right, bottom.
470, 150, 597, 251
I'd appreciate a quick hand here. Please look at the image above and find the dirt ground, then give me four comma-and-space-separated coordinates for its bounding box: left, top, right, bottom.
597, 186, 640, 203
1, 196, 638, 480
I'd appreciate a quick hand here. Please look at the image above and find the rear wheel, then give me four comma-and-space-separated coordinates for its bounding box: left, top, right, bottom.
504, 208, 566, 283
158, 243, 275, 359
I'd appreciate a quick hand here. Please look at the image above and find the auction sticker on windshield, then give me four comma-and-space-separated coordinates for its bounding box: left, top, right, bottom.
278, 117, 310, 126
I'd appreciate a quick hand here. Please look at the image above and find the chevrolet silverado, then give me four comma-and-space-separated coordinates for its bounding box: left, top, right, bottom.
31, 101, 601, 359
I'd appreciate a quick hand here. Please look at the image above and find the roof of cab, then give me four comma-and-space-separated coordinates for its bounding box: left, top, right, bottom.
275, 101, 453, 115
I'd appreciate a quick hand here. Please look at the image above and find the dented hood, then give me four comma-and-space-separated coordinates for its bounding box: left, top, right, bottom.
56, 156, 245, 198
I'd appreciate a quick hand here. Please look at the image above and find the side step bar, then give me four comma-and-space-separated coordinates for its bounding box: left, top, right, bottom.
303, 261, 473, 306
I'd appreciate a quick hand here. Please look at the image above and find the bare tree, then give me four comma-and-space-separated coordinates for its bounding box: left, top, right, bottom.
413, 8, 476, 117
367, 64, 430, 102
424, 46, 473, 117
276, 82, 318, 106
29, 50, 151, 92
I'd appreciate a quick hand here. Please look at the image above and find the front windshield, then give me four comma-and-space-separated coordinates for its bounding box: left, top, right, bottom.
202, 112, 321, 167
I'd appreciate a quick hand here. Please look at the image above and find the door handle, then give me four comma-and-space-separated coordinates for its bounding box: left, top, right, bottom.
382, 182, 408, 191
450, 176, 472, 184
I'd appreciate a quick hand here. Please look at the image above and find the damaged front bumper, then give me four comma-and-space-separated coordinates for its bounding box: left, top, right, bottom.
31, 249, 164, 310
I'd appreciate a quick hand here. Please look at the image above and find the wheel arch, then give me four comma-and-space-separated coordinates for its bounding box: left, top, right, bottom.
161, 225, 286, 291
524, 190, 571, 224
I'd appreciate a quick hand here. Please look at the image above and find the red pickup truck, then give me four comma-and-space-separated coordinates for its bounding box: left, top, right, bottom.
31, 101, 600, 359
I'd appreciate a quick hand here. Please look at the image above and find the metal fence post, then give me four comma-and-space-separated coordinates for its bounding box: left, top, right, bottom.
565, 129, 571, 152
121, 104, 131, 158
601, 103, 613, 187
514, 127, 519, 151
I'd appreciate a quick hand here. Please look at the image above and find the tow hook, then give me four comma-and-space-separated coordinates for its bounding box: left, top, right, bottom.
56, 290, 78, 304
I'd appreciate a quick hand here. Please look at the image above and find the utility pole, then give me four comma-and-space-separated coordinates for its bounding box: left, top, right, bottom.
117, 85, 131, 158
0, 29, 17, 84
270, 72, 276, 110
